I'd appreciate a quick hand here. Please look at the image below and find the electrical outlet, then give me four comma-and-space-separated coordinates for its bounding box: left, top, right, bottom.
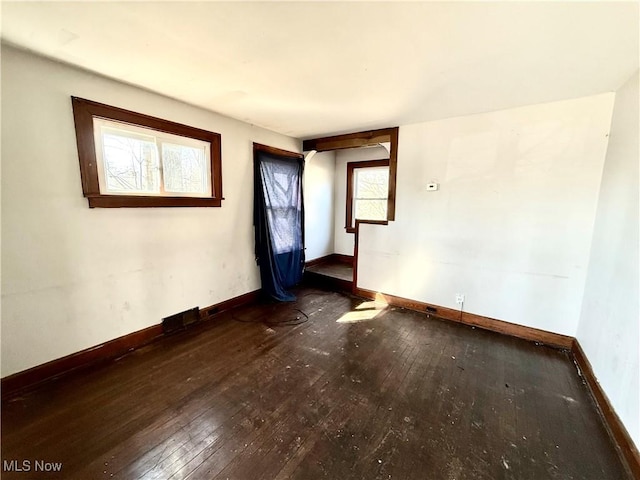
455, 294, 465, 304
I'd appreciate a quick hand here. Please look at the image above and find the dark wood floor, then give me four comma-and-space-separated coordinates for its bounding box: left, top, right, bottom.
1, 288, 629, 479
306, 260, 354, 282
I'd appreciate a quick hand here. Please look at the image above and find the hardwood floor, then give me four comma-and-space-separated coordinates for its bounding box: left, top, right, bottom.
306, 261, 354, 282
1, 288, 630, 479
305, 258, 354, 293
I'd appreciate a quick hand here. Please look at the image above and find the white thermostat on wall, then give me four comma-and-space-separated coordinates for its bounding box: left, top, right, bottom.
426, 183, 439, 191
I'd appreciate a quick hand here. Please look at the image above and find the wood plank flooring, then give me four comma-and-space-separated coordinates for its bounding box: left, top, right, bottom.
306, 261, 354, 282
1, 288, 630, 479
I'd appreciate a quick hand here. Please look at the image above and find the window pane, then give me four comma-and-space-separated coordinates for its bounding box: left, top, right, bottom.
355, 199, 388, 220
267, 207, 299, 254
355, 167, 389, 199
101, 130, 160, 193
93, 117, 213, 198
162, 143, 208, 194
262, 161, 303, 254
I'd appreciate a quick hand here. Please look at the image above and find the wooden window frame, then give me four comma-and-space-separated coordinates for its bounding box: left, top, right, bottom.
71, 97, 223, 208
345, 159, 390, 233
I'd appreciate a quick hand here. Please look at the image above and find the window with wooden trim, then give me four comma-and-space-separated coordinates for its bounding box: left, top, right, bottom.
72, 97, 222, 208
346, 159, 390, 233
303, 126, 399, 224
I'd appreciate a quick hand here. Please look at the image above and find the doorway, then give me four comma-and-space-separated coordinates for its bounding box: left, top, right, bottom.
302, 127, 399, 292
253, 143, 305, 301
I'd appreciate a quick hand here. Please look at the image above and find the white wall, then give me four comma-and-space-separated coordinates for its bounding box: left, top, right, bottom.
357, 94, 614, 336
303, 151, 335, 261
1, 45, 300, 377
334, 146, 389, 256
577, 73, 639, 447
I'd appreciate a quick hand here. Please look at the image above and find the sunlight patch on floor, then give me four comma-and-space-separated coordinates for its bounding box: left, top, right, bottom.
355, 299, 387, 310
337, 297, 387, 324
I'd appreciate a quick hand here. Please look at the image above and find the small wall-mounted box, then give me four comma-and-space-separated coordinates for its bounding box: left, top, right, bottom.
426, 183, 439, 191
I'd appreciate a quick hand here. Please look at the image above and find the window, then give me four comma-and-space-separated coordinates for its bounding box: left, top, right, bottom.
346, 159, 390, 233
72, 97, 222, 208
254, 143, 304, 255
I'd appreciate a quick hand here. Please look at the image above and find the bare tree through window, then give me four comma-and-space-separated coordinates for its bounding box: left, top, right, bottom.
354, 167, 389, 221
72, 97, 222, 208
95, 118, 210, 197
102, 132, 160, 193
345, 159, 390, 232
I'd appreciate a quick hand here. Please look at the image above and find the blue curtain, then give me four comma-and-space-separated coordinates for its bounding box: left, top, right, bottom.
254, 150, 305, 301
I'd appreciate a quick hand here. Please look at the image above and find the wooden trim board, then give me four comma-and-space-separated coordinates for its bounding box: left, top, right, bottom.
2, 289, 262, 400
572, 339, 640, 478
199, 289, 262, 319
387, 127, 399, 221
332, 254, 354, 265
303, 128, 395, 152
253, 142, 304, 159
353, 287, 574, 350
305, 254, 334, 268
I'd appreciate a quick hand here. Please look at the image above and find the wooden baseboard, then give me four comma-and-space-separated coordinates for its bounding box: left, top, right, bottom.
200, 289, 262, 318
572, 339, 640, 478
305, 254, 334, 268
2, 289, 262, 400
353, 287, 574, 350
332, 254, 354, 265
305, 253, 354, 268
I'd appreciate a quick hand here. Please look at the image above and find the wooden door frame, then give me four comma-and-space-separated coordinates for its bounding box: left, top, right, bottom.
303, 127, 399, 293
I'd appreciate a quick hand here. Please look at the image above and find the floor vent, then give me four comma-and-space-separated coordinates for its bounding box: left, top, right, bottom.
162, 307, 200, 334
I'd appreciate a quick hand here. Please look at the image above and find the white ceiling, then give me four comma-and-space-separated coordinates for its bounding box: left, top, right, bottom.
1, 2, 638, 139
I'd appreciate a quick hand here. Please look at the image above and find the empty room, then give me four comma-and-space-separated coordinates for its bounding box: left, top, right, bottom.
1, 2, 638, 479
